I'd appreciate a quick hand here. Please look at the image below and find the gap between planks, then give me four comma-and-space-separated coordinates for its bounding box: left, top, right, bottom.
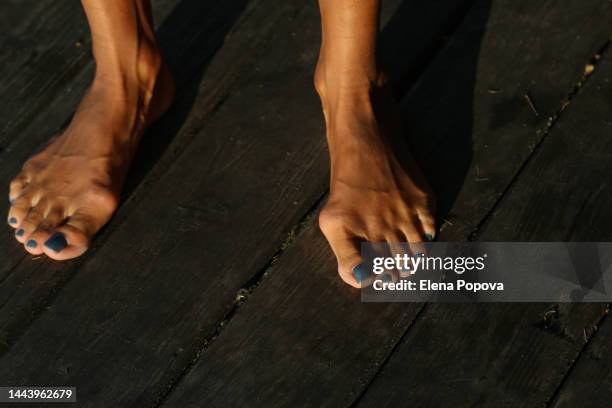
151, 1, 478, 405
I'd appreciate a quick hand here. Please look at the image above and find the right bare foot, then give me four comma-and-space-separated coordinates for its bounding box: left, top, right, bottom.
315, 0, 437, 288
315, 63, 436, 288
6, 0, 174, 260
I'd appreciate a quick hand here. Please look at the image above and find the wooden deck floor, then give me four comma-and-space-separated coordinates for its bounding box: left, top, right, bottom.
0, 0, 611, 406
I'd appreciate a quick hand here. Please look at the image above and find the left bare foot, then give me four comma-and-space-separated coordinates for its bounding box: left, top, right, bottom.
6, 1, 174, 260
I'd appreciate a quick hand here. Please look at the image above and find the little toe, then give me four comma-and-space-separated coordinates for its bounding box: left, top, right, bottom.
8, 175, 29, 203
417, 209, 436, 241
7, 194, 35, 229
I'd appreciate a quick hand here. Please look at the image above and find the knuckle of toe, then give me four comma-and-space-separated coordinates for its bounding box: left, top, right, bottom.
9, 179, 22, 189
86, 188, 119, 212
27, 210, 44, 221
318, 208, 345, 233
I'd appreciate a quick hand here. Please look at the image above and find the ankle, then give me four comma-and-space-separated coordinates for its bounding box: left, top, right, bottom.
94, 38, 162, 93
314, 56, 386, 112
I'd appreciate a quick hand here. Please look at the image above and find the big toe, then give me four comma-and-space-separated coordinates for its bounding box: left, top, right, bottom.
331, 237, 365, 288
42, 210, 95, 261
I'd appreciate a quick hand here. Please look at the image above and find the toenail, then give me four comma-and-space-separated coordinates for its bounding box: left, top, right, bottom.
15, 229, 25, 237
8, 217, 17, 225
352, 263, 370, 284
44, 233, 68, 253
26, 239, 37, 248
424, 233, 434, 241
382, 274, 392, 283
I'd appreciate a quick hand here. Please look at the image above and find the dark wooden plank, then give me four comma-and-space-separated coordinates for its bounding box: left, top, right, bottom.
0, 0, 91, 148
0, 0, 264, 343
551, 309, 611, 408
356, 25, 612, 408
168, 223, 414, 408
539, 59, 612, 408
0, 0, 418, 406
0, 0, 177, 147
159, 0, 612, 406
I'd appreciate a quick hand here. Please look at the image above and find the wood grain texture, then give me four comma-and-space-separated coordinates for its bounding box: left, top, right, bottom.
0, 0, 177, 148
0, 0, 422, 406
356, 12, 612, 408
539, 56, 612, 408
161, 0, 612, 407
404, 0, 612, 240
551, 311, 611, 408
165, 223, 418, 408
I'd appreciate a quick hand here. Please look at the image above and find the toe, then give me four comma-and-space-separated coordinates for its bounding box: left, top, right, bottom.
19, 202, 49, 254
7, 194, 34, 229
401, 220, 425, 244
319, 212, 365, 288
8, 174, 29, 203
417, 209, 436, 241
25, 206, 65, 250
43, 225, 88, 261
42, 210, 93, 260
385, 234, 410, 277
400, 219, 428, 258
329, 235, 364, 288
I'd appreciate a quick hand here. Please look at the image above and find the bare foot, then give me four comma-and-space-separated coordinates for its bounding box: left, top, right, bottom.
315, 63, 437, 288
7, 3, 174, 260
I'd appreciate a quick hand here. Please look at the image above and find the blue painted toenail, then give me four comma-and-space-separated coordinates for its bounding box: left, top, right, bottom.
425, 233, 434, 241
44, 233, 68, 253
353, 263, 370, 284
15, 229, 24, 237
8, 217, 17, 225
383, 274, 392, 283
26, 239, 37, 248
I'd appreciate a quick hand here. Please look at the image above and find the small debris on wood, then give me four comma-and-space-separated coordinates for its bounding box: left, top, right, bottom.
439, 218, 454, 232
543, 305, 560, 329
584, 63, 595, 75
487, 88, 502, 94
523, 92, 540, 117
560, 99, 570, 110
475, 165, 490, 182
